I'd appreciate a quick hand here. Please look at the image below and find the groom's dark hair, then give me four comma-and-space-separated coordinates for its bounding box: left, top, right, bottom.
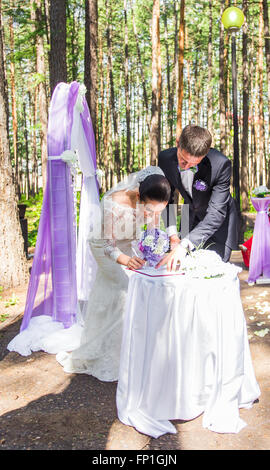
178, 125, 212, 157
139, 174, 171, 203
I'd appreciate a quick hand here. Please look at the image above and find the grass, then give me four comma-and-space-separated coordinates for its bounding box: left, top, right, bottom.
4, 293, 19, 308
0, 313, 9, 323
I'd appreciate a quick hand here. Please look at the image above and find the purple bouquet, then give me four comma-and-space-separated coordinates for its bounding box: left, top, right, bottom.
137, 228, 170, 267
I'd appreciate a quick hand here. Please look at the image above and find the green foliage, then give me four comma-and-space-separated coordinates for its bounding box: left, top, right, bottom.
20, 189, 43, 247
4, 293, 19, 308
0, 314, 9, 323
244, 228, 253, 241
2, 0, 269, 209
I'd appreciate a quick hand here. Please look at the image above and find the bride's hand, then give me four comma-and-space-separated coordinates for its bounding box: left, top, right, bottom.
126, 256, 145, 270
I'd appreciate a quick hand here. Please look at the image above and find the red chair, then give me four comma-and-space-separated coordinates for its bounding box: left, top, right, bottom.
239, 237, 253, 267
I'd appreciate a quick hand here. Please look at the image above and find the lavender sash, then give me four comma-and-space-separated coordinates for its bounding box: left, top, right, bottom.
20, 82, 99, 331
248, 197, 270, 283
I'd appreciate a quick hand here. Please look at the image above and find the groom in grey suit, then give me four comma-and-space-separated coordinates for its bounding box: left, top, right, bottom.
157, 125, 238, 269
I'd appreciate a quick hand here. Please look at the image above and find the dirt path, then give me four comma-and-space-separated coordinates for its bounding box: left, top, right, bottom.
0, 251, 270, 450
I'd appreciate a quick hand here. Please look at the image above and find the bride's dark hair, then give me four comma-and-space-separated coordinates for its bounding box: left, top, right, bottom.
139, 174, 171, 202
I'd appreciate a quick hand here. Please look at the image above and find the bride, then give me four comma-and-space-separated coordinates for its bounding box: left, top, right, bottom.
56, 166, 171, 381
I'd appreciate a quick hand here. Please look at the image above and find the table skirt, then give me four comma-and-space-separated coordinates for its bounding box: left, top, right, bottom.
116, 273, 260, 438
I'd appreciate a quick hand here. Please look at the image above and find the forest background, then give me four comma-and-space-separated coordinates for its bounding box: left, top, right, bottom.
0, 0, 269, 288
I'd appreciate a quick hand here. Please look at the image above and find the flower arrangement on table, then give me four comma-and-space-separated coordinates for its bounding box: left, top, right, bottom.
180, 249, 242, 279
133, 227, 170, 268
252, 185, 270, 198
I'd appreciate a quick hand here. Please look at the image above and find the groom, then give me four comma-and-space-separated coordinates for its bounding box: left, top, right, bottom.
157, 124, 238, 270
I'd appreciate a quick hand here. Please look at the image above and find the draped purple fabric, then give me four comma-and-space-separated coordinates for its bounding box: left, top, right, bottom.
248, 197, 270, 283
20, 81, 97, 331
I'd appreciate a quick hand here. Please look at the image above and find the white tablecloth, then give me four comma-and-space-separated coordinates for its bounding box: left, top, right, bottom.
116, 269, 261, 438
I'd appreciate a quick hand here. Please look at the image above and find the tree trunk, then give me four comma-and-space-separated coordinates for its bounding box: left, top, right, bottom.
0, 0, 28, 288
104, 58, 111, 190
207, 0, 214, 138
49, 0, 67, 95
258, 0, 265, 186
185, 27, 192, 126
124, 0, 131, 171
8, 7, 19, 196
241, 0, 249, 211
23, 101, 30, 200
172, 0, 179, 134
263, 0, 270, 186
43, 0, 50, 46
219, 0, 227, 153
130, 0, 150, 133
163, 4, 172, 146
106, 0, 120, 179
150, 0, 161, 165
31, 88, 39, 195
35, 0, 48, 190
250, 33, 256, 189
85, 0, 98, 138
176, 0, 185, 139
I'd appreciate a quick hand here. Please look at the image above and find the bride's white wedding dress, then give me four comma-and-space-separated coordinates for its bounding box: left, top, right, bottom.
56, 200, 137, 381
56, 167, 164, 381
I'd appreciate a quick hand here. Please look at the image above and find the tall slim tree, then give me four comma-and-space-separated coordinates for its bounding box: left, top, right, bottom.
0, 0, 28, 287
150, 0, 161, 164
258, 0, 265, 185
34, 0, 48, 189
8, 3, 19, 195
263, 0, 270, 186
176, 0, 185, 139
241, 0, 249, 211
219, 0, 227, 153
130, 0, 150, 132
106, 0, 120, 179
123, 0, 131, 171
49, 0, 67, 95
207, 0, 214, 138
85, 0, 98, 138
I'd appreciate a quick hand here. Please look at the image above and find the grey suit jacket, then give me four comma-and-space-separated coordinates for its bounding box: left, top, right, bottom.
158, 147, 239, 250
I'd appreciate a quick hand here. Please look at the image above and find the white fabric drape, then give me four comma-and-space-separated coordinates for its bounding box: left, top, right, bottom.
116, 270, 261, 438
70, 103, 99, 305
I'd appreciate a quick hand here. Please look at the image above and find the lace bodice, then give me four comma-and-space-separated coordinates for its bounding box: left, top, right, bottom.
89, 166, 165, 263
102, 197, 139, 262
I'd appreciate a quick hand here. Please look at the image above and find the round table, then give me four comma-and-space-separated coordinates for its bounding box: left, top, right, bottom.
248, 197, 270, 284
116, 268, 260, 438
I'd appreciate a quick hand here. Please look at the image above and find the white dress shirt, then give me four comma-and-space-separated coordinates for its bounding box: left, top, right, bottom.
166, 167, 195, 252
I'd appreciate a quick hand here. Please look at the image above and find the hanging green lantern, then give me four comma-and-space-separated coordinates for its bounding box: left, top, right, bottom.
221, 7, 245, 32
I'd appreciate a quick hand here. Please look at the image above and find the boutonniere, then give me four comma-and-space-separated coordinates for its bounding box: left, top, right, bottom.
194, 179, 208, 191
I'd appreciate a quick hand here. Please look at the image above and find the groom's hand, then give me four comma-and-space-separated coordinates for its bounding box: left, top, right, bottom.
156, 244, 187, 272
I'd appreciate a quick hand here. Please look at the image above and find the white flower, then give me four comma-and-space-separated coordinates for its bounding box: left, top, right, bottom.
252, 185, 270, 196
142, 235, 155, 247
153, 246, 163, 255
180, 249, 242, 279
61, 150, 79, 168
95, 168, 104, 187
